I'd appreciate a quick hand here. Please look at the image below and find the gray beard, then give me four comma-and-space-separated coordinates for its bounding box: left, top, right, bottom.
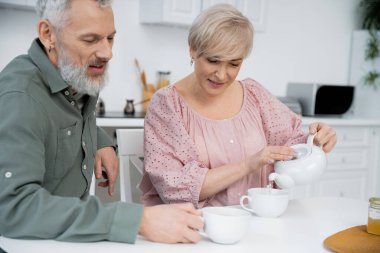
57, 47, 108, 96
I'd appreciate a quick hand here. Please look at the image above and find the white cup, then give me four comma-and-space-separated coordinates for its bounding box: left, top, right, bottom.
200, 206, 251, 244
240, 188, 289, 218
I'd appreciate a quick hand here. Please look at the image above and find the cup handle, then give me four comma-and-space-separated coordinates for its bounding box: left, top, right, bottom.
197, 216, 207, 238
198, 229, 207, 238
240, 195, 254, 212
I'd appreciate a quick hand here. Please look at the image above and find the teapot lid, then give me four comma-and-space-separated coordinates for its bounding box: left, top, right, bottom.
293, 145, 311, 159
290, 134, 316, 160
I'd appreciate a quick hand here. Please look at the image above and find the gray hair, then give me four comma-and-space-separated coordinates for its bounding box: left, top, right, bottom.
35, 0, 113, 31
188, 4, 254, 60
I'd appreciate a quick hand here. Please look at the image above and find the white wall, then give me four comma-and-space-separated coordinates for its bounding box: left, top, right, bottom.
0, 0, 361, 112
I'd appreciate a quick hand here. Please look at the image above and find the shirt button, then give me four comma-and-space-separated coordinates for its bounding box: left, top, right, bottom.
67, 130, 72, 136
83, 164, 87, 170
71, 101, 75, 106
229, 139, 234, 144
64, 91, 70, 96
5, 171, 12, 178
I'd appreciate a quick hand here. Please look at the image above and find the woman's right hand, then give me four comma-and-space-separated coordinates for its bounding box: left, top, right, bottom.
244, 146, 295, 173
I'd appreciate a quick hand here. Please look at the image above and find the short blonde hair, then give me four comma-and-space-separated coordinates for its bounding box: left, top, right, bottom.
188, 4, 254, 60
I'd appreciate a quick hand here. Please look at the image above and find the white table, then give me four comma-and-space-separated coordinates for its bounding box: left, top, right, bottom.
0, 197, 368, 253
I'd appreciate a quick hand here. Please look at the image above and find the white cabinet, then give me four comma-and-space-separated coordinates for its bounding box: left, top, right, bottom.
0, 0, 36, 9
289, 122, 380, 201
139, 0, 202, 27
202, 0, 266, 31
139, 0, 266, 31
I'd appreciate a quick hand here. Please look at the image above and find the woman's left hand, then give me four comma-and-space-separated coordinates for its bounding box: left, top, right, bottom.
309, 122, 337, 153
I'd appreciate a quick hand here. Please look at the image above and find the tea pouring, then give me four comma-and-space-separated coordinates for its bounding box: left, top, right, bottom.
268, 134, 327, 189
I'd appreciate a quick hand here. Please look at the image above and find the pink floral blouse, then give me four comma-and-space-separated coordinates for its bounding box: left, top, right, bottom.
139, 78, 307, 207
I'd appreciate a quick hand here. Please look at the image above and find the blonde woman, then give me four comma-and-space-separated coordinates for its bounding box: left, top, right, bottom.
140, 4, 336, 207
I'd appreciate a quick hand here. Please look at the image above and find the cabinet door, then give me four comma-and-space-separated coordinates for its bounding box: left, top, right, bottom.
313, 172, 367, 200
140, 0, 202, 27
327, 148, 368, 170
0, 0, 34, 9
202, 0, 266, 32
163, 0, 201, 25
0, 0, 25, 5
26, 0, 36, 7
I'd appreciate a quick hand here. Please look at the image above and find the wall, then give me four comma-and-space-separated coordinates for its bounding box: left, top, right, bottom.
0, 0, 361, 112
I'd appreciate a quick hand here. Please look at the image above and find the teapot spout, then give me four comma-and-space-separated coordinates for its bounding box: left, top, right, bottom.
268, 172, 279, 182
268, 173, 295, 189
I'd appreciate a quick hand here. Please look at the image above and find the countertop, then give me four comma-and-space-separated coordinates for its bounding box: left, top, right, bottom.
96, 111, 380, 128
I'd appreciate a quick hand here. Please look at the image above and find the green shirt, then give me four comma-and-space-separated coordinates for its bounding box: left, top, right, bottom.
0, 39, 143, 243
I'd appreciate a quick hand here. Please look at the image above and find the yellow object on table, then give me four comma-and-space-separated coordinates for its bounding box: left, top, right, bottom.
142, 83, 156, 112
368, 197, 380, 235
324, 225, 380, 253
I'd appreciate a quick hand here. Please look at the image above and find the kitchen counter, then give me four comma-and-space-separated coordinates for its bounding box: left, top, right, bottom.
301, 115, 380, 126
96, 112, 380, 128
96, 111, 145, 128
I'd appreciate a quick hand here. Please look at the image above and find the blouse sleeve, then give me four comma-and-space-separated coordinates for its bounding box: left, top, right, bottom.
143, 88, 209, 207
245, 79, 307, 146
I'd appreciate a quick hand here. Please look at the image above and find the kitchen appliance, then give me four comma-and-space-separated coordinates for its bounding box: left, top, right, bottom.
286, 83, 355, 116
277, 96, 302, 115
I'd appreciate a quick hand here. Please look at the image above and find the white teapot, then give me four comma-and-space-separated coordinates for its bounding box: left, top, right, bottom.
268, 134, 327, 189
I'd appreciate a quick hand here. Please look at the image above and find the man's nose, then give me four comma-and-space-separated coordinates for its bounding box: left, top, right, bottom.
96, 38, 113, 61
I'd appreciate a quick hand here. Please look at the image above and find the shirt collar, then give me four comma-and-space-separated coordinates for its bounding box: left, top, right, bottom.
28, 38, 68, 94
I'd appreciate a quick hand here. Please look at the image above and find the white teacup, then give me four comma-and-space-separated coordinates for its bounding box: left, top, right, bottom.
240, 188, 289, 218
200, 206, 251, 244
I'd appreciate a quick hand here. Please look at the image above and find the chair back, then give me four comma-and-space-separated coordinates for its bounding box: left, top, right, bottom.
116, 128, 144, 203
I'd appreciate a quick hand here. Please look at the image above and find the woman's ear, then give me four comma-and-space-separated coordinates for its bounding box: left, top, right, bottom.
189, 47, 196, 60
37, 19, 56, 53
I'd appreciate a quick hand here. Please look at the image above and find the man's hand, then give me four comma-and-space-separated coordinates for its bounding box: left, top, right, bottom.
139, 203, 204, 244
94, 146, 119, 196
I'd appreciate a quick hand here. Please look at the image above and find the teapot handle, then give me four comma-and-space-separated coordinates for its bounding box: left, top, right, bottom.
307, 133, 317, 147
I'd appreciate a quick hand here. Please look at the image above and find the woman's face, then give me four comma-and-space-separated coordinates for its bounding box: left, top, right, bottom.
192, 50, 243, 97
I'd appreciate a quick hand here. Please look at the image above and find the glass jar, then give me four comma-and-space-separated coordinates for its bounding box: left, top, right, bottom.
157, 71, 171, 89
367, 197, 380, 235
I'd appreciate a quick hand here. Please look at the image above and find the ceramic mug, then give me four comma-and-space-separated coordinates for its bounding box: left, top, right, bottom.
200, 206, 251, 244
240, 188, 289, 218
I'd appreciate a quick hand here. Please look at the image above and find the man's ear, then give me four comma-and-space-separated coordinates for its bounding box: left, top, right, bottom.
37, 19, 59, 66
37, 19, 56, 53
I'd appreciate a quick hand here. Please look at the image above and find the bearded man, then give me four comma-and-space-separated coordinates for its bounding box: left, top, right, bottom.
0, 0, 203, 244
